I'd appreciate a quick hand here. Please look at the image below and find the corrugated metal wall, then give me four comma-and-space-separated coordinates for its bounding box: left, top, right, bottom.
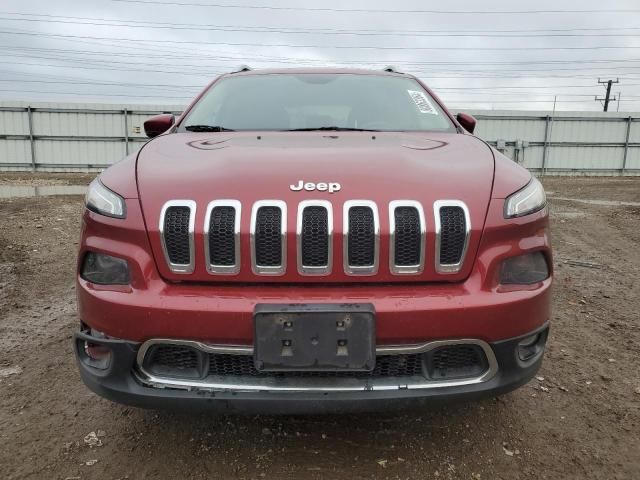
1, 101, 639, 175
468, 110, 639, 175
0, 101, 183, 172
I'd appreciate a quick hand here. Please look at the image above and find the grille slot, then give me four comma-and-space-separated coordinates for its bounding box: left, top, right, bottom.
439, 207, 466, 264
205, 201, 240, 274
144, 344, 203, 379
256, 207, 282, 266
427, 344, 487, 380
390, 201, 425, 274
344, 201, 379, 275
160, 201, 195, 273
251, 201, 287, 275
208, 208, 235, 265
348, 208, 374, 266
435, 201, 470, 273
298, 201, 332, 275
301, 207, 329, 266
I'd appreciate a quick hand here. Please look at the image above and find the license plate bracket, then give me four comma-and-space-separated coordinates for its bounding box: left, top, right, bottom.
253, 303, 376, 372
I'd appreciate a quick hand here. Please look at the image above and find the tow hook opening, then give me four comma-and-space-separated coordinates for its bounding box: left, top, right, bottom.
78, 329, 113, 370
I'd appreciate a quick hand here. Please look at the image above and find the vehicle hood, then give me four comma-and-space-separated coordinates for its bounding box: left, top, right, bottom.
137, 131, 495, 283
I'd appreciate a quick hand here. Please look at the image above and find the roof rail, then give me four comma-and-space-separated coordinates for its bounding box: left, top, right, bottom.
230, 65, 252, 74
382, 65, 401, 73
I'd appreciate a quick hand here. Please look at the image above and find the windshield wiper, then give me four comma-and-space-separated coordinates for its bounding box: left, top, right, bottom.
286, 126, 379, 132
185, 125, 235, 132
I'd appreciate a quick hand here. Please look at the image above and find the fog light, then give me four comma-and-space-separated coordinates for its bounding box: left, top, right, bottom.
517, 331, 547, 362
81, 252, 130, 285
500, 252, 549, 285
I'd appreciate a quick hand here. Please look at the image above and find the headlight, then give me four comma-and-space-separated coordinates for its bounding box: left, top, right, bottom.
85, 179, 126, 218
500, 252, 549, 285
81, 252, 130, 285
504, 177, 546, 218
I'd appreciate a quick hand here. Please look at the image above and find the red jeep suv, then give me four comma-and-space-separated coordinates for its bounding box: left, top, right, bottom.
74, 68, 551, 413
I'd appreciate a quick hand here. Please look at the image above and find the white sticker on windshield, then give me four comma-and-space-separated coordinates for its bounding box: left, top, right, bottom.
407, 90, 438, 115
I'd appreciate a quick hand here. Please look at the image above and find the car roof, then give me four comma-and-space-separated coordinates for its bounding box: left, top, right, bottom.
222, 67, 414, 78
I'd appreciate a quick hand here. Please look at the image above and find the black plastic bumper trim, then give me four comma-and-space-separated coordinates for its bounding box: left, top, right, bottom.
73, 324, 549, 414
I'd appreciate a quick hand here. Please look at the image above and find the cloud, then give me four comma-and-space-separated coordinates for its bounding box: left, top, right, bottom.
0, 0, 638, 110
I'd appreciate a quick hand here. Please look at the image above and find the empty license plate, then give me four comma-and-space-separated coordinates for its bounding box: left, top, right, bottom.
253, 303, 376, 372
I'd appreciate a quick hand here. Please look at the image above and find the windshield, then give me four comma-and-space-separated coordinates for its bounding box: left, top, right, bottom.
181, 74, 454, 132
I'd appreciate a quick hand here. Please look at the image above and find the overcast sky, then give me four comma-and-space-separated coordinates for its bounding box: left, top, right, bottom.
1, 0, 640, 111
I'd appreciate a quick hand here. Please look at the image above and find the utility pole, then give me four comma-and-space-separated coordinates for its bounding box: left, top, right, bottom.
595, 78, 619, 111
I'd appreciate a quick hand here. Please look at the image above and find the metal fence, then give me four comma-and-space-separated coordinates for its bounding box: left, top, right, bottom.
1, 101, 639, 175
0, 102, 183, 172
469, 110, 640, 176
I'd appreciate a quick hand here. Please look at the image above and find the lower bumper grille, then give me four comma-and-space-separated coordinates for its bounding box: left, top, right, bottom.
141, 342, 489, 383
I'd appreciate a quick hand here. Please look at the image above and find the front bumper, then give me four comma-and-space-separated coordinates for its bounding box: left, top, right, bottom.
74, 324, 548, 414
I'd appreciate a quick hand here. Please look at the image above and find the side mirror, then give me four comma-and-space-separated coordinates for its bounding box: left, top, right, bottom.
144, 114, 175, 138
456, 112, 477, 134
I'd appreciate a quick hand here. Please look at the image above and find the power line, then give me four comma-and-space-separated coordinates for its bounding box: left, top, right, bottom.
5, 53, 640, 89
0, 78, 204, 90
0, 59, 219, 77
7, 48, 640, 78
2, 14, 640, 38
4, 11, 640, 35
434, 83, 640, 90
5, 45, 640, 85
2, 71, 638, 101
4, 25, 640, 67
3, 29, 640, 51
108, 1, 640, 15
5, 44, 640, 69
5, 54, 640, 86
444, 99, 640, 103
0, 87, 193, 99
0, 78, 623, 98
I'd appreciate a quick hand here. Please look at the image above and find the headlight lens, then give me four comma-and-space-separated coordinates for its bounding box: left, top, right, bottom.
500, 252, 550, 285
85, 179, 126, 218
81, 252, 130, 285
504, 178, 546, 218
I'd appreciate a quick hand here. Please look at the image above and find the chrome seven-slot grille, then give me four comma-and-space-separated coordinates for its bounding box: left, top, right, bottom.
160, 199, 470, 276
142, 343, 488, 382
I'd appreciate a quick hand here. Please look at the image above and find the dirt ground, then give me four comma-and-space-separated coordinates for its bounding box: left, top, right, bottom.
0, 175, 638, 480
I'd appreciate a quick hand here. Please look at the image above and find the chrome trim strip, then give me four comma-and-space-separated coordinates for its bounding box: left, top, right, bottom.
343, 200, 380, 276
250, 200, 287, 275
135, 338, 498, 393
433, 200, 471, 274
388, 200, 426, 275
204, 200, 241, 275
158, 200, 196, 274
296, 200, 333, 276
